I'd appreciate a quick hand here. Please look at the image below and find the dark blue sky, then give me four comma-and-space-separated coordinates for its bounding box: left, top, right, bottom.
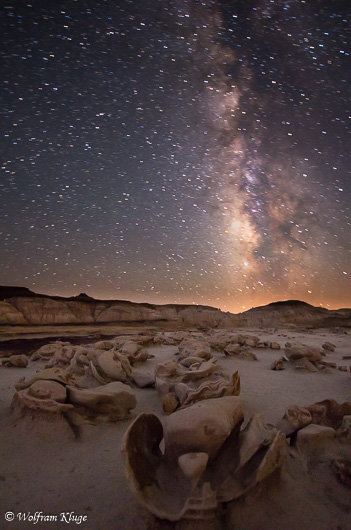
1, 0, 350, 312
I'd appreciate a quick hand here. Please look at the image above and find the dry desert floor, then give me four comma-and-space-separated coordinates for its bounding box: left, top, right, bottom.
0, 325, 350, 530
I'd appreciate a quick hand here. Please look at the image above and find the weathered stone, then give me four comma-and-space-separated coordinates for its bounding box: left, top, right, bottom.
271, 358, 285, 371
132, 373, 155, 388
332, 459, 351, 487
15, 367, 76, 391
305, 399, 351, 429
178, 452, 209, 488
163, 392, 179, 414
322, 342, 336, 352
294, 358, 319, 372
97, 350, 132, 382
277, 405, 312, 436
163, 396, 244, 463
94, 340, 115, 350
337, 415, 351, 440
320, 361, 337, 368
242, 336, 260, 348
224, 343, 241, 356
12, 380, 73, 414
270, 342, 281, 350
178, 338, 211, 361
285, 342, 322, 362
296, 424, 335, 450
122, 399, 287, 522
338, 365, 348, 372
175, 371, 240, 409
0, 354, 29, 367
67, 382, 136, 420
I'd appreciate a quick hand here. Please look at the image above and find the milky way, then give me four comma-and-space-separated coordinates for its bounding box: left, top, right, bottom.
1, 0, 350, 312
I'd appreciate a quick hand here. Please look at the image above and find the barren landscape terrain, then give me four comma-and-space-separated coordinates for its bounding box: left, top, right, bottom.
1, 317, 350, 530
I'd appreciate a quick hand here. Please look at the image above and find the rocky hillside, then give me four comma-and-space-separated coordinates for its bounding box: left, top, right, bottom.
0, 286, 236, 328
237, 300, 351, 329
0, 287, 350, 329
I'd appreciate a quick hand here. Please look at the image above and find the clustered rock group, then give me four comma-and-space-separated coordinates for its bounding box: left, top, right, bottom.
2, 329, 351, 522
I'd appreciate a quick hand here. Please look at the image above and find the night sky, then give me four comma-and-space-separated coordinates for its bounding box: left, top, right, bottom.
2, 0, 350, 313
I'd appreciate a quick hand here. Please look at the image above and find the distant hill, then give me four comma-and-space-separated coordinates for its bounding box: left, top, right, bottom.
0, 286, 350, 329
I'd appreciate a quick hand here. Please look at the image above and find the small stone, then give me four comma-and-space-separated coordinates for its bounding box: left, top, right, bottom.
271, 358, 285, 371
320, 361, 337, 368
322, 342, 336, 352
294, 358, 319, 372
271, 342, 281, 350
132, 374, 155, 388
162, 392, 179, 414
338, 366, 348, 372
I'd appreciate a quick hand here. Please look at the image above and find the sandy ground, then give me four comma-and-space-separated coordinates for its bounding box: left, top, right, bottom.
0, 326, 350, 530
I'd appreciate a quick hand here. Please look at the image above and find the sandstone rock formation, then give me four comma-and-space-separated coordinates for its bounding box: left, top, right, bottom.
67, 382, 136, 421
122, 397, 287, 521
278, 399, 351, 437
1, 286, 350, 328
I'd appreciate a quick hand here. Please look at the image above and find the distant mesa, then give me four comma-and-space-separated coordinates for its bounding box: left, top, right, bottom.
0, 286, 350, 329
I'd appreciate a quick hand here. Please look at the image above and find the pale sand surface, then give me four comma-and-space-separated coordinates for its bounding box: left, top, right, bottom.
0, 327, 350, 530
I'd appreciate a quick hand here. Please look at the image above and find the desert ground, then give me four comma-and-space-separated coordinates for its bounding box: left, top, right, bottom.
0, 324, 350, 530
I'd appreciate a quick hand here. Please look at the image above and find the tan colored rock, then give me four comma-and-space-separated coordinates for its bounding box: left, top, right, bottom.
338, 365, 348, 372
122, 399, 287, 522
271, 342, 281, 350
119, 340, 142, 357
224, 343, 241, 356
322, 341, 336, 352
285, 342, 322, 362
305, 399, 351, 429
162, 392, 179, 414
178, 452, 209, 488
30, 341, 71, 360
277, 405, 312, 436
242, 336, 260, 348
294, 358, 319, 372
163, 396, 244, 463
271, 358, 285, 371
337, 415, 351, 440
67, 382, 136, 420
215, 415, 287, 502
15, 367, 75, 391
182, 359, 217, 381
12, 380, 73, 414
97, 350, 132, 382
320, 361, 337, 368
296, 424, 335, 450
179, 356, 207, 367
0, 300, 27, 325
178, 338, 211, 361
132, 373, 155, 388
332, 459, 351, 487
94, 340, 115, 350
238, 350, 258, 361
1, 354, 29, 367
175, 371, 240, 409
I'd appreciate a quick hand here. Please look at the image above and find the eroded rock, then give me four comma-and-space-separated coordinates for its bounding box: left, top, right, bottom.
122, 397, 287, 522
67, 382, 136, 421
0, 354, 29, 367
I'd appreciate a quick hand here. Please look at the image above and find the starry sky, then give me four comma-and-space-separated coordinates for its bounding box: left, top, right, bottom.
1, 0, 350, 313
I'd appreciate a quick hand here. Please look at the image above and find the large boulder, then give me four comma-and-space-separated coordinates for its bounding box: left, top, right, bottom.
67, 382, 136, 421
285, 342, 322, 362
122, 398, 287, 522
